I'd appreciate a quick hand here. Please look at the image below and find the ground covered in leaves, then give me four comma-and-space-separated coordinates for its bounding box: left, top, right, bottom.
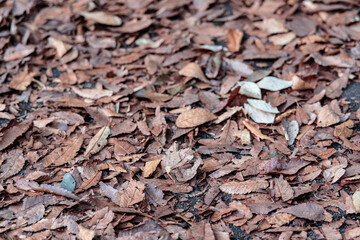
0, 0, 360, 239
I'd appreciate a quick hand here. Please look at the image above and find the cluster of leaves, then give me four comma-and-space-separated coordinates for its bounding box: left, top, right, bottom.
0, 0, 360, 239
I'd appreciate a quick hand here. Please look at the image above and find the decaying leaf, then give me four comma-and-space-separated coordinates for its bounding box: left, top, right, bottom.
220, 179, 269, 194
143, 159, 161, 178
317, 105, 340, 127
275, 175, 294, 201
179, 62, 208, 83
43, 135, 83, 167
9, 72, 35, 91
80, 11, 122, 26
0, 121, 31, 152
3, 44, 35, 61
84, 126, 111, 156
72, 87, 113, 100
176, 108, 217, 128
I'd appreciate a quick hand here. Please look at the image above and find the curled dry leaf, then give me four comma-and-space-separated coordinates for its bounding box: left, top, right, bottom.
281, 118, 299, 145
227, 29, 243, 52
84, 126, 111, 157
242, 120, 274, 141
257, 76, 293, 91
176, 108, 217, 128
220, 180, 269, 195
9, 72, 35, 91
239, 82, 262, 99
43, 135, 83, 167
179, 62, 208, 83
48, 37, 72, 58
72, 87, 113, 100
80, 11, 122, 26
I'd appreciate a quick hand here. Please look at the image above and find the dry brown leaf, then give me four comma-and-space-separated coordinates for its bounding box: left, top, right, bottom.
279, 202, 325, 221
9, 72, 35, 91
227, 29, 243, 52
84, 126, 111, 156
312, 51, 355, 68
143, 159, 161, 178
80, 11, 122, 26
242, 120, 274, 142
3, 44, 35, 61
239, 129, 251, 145
267, 213, 296, 226
224, 58, 253, 76
334, 120, 354, 138
113, 139, 137, 157
269, 32, 296, 45
43, 135, 83, 167
78, 171, 102, 191
33, 184, 80, 201
275, 175, 294, 201
79, 225, 95, 240
291, 75, 313, 90
317, 105, 340, 127
176, 108, 217, 128
353, 188, 360, 213
115, 17, 152, 33
0, 150, 25, 180
205, 52, 222, 79
118, 180, 145, 207
134, 89, 172, 102
254, 18, 288, 34
72, 87, 113, 100
0, 121, 31, 151
179, 62, 208, 83
48, 37, 72, 58
220, 179, 269, 195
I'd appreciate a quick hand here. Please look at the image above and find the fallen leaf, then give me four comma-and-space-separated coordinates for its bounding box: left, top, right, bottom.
80, 11, 122, 26
334, 120, 354, 138
244, 103, 276, 124
279, 202, 325, 221
224, 58, 253, 76
79, 225, 95, 240
72, 87, 113, 100
276, 175, 294, 201
291, 75, 313, 90
134, 89, 172, 101
257, 76, 293, 91
48, 37, 72, 58
239, 82, 262, 99
281, 118, 299, 145
317, 105, 340, 127
84, 126, 111, 156
227, 29, 243, 52
311, 51, 355, 68
268, 212, 296, 226
33, 184, 80, 201
176, 108, 217, 128
0, 150, 25, 180
205, 52, 222, 79
8, 72, 35, 91
220, 180, 269, 195
247, 99, 279, 113
114, 17, 152, 33
269, 32, 296, 45
43, 135, 83, 167
179, 62, 208, 83
353, 188, 360, 213
254, 18, 288, 34
143, 159, 161, 178
78, 171, 102, 191
3, 44, 35, 61
242, 120, 274, 141
0, 121, 31, 152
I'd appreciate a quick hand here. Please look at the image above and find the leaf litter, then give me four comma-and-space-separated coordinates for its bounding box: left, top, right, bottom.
0, 0, 359, 239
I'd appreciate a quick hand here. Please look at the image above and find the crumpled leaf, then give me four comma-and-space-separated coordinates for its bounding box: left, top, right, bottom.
244, 103, 276, 124
279, 202, 325, 221
176, 108, 217, 128
48, 37, 72, 58
257, 76, 293, 91
282, 118, 299, 145
84, 126, 111, 156
0, 149, 25, 180
72, 87, 113, 100
179, 62, 208, 83
239, 82, 262, 99
220, 180, 269, 194
43, 134, 83, 167
9, 72, 35, 91
80, 11, 122, 26
227, 29, 243, 52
